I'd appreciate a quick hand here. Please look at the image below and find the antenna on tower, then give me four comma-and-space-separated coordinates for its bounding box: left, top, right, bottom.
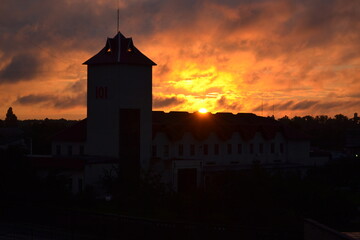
117, 0, 120, 32
272, 96, 275, 118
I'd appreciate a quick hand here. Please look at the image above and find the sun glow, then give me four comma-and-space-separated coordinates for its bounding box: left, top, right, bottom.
199, 108, 208, 114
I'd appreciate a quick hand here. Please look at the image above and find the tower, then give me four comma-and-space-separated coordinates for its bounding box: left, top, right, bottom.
84, 32, 156, 172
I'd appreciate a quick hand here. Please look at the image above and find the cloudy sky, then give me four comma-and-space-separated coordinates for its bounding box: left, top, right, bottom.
0, 0, 359, 119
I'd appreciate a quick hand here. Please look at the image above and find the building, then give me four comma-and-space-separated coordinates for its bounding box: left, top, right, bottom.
0, 127, 28, 151
49, 31, 311, 194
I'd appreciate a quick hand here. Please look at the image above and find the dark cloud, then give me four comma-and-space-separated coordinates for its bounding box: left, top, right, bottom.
348, 93, 360, 99
66, 79, 86, 92
252, 103, 269, 112
156, 64, 170, 76
291, 100, 318, 110
0, 54, 41, 83
217, 96, 241, 110
277, 101, 294, 110
253, 99, 360, 113
274, 100, 347, 112
0, 0, 113, 57
314, 100, 360, 111
53, 93, 86, 109
253, 100, 318, 112
153, 95, 186, 108
15, 92, 86, 109
125, 0, 205, 34
15, 94, 53, 105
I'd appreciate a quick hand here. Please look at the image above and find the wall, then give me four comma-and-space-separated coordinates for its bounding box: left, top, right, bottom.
152, 130, 296, 165
86, 64, 152, 169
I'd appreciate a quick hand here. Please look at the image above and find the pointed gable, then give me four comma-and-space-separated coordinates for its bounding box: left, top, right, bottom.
84, 32, 156, 66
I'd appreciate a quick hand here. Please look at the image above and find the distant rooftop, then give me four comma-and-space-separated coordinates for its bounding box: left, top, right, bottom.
152, 111, 307, 141
52, 111, 308, 142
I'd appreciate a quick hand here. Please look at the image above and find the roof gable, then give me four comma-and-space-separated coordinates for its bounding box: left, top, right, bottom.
84, 32, 156, 66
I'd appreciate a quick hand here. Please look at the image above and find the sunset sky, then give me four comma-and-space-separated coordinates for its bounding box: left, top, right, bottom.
1, 0, 359, 120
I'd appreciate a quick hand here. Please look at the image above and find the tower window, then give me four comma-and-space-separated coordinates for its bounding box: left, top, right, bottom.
227, 144, 232, 154
56, 145, 61, 155
259, 143, 264, 154
203, 144, 208, 155
79, 145, 84, 155
152, 145, 157, 157
214, 144, 219, 155
237, 144, 242, 154
178, 144, 184, 156
271, 143, 275, 154
164, 145, 169, 157
68, 145, 73, 156
190, 144, 195, 156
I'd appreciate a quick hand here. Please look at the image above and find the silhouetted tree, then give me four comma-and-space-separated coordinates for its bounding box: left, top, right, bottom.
334, 114, 348, 122
5, 107, 18, 127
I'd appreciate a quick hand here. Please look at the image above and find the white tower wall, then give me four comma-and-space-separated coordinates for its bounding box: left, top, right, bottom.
86, 64, 152, 168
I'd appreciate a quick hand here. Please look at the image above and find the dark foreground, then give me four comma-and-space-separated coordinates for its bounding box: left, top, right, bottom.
0, 205, 302, 240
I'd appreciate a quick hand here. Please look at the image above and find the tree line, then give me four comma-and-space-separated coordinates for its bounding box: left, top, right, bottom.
277, 113, 359, 150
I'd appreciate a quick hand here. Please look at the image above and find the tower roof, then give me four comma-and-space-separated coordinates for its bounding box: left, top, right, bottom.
84, 32, 156, 66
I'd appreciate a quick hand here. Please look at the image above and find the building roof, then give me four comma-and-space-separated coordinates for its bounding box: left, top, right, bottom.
52, 112, 308, 143
0, 127, 24, 145
152, 111, 308, 141
84, 32, 156, 66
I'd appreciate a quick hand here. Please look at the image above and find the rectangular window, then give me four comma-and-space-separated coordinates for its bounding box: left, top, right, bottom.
178, 144, 184, 156
227, 144, 232, 154
78, 178, 83, 193
237, 144, 242, 154
190, 144, 195, 156
203, 144, 208, 155
259, 143, 263, 154
250, 144, 254, 154
56, 145, 61, 155
68, 178, 72, 192
280, 143, 284, 154
67, 145, 72, 156
214, 144, 219, 155
271, 143, 275, 154
164, 145, 169, 157
79, 145, 84, 155
152, 145, 157, 157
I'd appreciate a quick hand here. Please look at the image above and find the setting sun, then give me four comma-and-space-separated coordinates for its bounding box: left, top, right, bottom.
199, 108, 208, 114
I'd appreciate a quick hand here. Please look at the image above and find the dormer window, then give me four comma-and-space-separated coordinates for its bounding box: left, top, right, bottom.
127, 38, 134, 52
